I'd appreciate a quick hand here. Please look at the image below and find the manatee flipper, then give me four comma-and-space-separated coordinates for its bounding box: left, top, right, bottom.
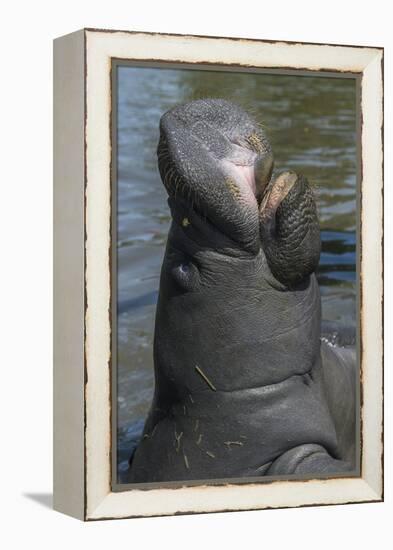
266, 444, 353, 476
321, 342, 357, 467
265, 341, 357, 478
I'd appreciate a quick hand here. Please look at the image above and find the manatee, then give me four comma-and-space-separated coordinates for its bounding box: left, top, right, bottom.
127, 98, 357, 483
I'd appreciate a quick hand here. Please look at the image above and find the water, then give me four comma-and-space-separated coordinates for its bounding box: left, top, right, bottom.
116, 66, 357, 476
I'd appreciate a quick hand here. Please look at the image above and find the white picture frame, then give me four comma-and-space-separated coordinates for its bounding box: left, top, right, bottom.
53, 28, 383, 521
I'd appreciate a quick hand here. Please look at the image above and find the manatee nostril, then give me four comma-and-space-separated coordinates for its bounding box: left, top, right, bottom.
157, 99, 273, 253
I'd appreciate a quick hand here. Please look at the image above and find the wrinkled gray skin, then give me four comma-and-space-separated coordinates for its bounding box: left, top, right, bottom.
128, 99, 356, 483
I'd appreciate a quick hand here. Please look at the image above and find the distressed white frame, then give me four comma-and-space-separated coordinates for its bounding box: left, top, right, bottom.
53, 29, 383, 521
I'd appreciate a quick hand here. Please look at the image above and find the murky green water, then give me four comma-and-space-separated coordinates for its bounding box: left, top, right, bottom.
116, 66, 357, 475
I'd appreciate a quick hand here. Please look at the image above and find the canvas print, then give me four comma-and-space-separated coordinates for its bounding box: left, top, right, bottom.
114, 66, 358, 485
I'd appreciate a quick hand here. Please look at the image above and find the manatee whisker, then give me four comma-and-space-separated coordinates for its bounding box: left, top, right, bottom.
165, 166, 176, 188
157, 150, 169, 161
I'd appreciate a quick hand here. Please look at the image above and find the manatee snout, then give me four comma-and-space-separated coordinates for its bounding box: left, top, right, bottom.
158, 98, 320, 287
259, 171, 321, 286
158, 98, 274, 252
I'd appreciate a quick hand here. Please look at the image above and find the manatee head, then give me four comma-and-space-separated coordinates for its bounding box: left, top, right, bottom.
157, 98, 320, 288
